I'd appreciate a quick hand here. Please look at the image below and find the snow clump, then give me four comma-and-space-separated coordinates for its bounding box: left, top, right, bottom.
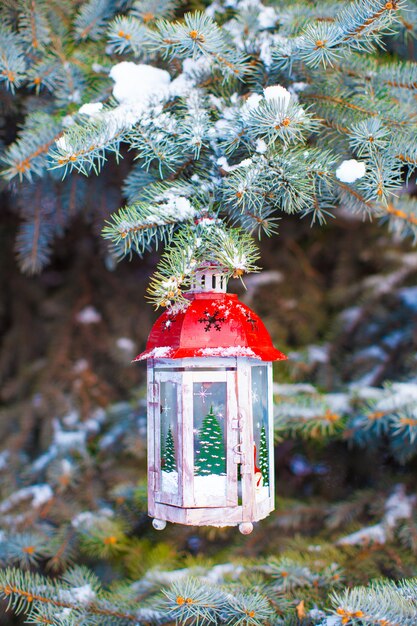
337, 484, 415, 546
245, 92, 263, 110
156, 194, 196, 221
110, 62, 171, 105
116, 337, 136, 352
76, 306, 102, 324
217, 156, 253, 172
0, 484, 53, 513
79, 102, 103, 116
244, 85, 291, 112
71, 508, 114, 529
258, 5, 278, 28
336, 159, 366, 183
264, 85, 291, 107
255, 138, 268, 153
71, 584, 96, 605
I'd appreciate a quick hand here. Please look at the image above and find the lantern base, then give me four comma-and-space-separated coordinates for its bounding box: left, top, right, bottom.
149, 496, 274, 529
152, 518, 167, 531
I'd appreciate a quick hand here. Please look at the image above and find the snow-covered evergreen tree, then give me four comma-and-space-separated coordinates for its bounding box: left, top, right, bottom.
1, 0, 416, 296
258, 425, 269, 487
195, 406, 226, 476
163, 426, 176, 472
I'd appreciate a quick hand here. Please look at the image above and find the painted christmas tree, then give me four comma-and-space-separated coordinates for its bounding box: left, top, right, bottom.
258, 425, 269, 487
163, 426, 176, 472
195, 406, 226, 476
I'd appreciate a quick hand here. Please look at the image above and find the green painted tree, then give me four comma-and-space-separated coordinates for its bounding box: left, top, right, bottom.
195, 406, 226, 476
259, 425, 269, 487
163, 426, 176, 472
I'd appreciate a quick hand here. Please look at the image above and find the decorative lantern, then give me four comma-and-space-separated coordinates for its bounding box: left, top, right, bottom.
135, 265, 286, 534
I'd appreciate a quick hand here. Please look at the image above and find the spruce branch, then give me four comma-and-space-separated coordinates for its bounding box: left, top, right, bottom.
44, 527, 76, 573
335, 179, 375, 216
26, 54, 62, 94
50, 113, 127, 176
348, 118, 390, 157
302, 92, 411, 128
15, 204, 55, 274
76, 518, 129, 559
322, 55, 417, 92
0, 25, 27, 92
245, 98, 318, 145
74, 0, 116, 42
162, 578, 226, 625
379, 61, 417, 90
272, 0, 404, 71
6, 532, 50, 569
221, 591, 274, 626
146, 222, 261, 309
2, 112, 62, 181
339, 0, 404, 46
381, 199, 417, 241
275, 399, 346, 441
107, 15, 151, 56
331, 579, 417, 625
1, 0, 417, 276
18, 0, 51, 51
359, 153, 403, 202
125, 117, 185, 176
102, 187, 198, 259
223, 149, 336, 230
131, 0, 178, 24
152, 12, 250, 78
336, 180, 417, 240
0, 567, 140, 624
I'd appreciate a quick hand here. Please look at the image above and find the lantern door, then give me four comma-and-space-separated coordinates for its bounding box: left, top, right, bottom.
251, 364, 273, 503
182, 369, 238, 508
237, 361, 274, 524
153, 370, 183, 507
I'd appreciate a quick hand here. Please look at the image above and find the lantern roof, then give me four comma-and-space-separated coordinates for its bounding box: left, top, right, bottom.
134, 291, 286, 362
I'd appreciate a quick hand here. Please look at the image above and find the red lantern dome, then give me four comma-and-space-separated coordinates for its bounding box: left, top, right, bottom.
134, 291, 286, 362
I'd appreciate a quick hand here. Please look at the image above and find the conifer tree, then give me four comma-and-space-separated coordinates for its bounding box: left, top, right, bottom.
0, 0, 416, 291
195, 406, 226, 476
259, 425, 269, 487
163, 426, 176, 472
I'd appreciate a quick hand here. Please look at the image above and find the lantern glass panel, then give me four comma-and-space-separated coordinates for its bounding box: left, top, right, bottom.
193, 382, 227, 500
160, 380, 179, 495
252, 365, 270, 499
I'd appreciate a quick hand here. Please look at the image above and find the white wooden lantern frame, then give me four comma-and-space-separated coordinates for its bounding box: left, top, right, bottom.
147, 356, 274, 533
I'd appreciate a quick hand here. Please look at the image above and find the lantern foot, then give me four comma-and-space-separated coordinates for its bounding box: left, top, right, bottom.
152, 518, 167, 531
239, 522, 253, 535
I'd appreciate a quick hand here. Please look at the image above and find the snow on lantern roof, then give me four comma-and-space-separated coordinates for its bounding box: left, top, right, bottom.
134, 291, 286, 362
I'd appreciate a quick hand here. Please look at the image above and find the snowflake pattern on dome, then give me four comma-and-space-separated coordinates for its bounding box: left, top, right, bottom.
198, 309, 226, 332
162, 315, 177, 332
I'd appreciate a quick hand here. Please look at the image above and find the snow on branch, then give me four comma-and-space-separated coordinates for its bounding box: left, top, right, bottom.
146, 222, 261, 309
102, 193, 198, 259
1, 0, 416, 278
